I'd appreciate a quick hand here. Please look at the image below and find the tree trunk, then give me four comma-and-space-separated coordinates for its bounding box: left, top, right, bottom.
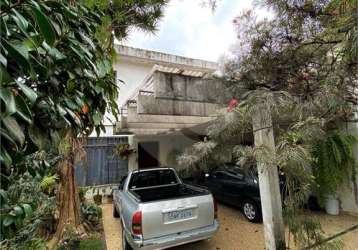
252, 104, 285, 250
51, 130, 85, 246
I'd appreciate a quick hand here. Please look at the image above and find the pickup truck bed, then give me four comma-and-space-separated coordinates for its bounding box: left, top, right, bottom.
130, 184, 208, 202
113, 168, 219, 250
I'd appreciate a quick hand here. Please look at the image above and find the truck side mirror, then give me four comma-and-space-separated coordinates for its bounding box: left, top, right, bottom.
118, 183, 123, 190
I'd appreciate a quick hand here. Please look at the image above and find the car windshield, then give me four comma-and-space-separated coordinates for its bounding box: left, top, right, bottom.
129, 169, 178, 189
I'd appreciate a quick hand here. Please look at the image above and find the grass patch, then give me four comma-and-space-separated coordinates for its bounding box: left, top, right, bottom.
78, 238, 103, 250
57, 236, 104, 250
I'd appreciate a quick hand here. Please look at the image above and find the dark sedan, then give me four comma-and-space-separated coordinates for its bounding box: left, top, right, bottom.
201, 164, 286, 223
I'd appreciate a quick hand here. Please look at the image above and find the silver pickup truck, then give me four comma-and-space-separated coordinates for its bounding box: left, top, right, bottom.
113, 168, 219, 250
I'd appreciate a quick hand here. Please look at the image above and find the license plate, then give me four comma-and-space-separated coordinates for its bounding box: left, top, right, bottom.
165, 209, 194, 222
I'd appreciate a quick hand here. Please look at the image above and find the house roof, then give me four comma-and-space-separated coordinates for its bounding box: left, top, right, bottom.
115, 45, 218, 72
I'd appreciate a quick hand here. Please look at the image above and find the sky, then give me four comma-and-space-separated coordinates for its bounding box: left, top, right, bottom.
121, 0, 272, 62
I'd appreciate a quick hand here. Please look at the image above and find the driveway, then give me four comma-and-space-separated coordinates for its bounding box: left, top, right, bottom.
101, 203, 358, 250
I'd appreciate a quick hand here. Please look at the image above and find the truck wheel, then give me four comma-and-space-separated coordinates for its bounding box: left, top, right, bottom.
242, 199, 262, 223
113, 204, 119, 218
122, 227, 133, 250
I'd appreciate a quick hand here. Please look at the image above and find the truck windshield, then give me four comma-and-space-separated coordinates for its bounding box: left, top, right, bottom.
129, 169, 179, 189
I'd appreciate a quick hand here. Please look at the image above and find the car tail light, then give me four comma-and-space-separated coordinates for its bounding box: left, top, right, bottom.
132, 211, 142, 235
213, 199, 218, 219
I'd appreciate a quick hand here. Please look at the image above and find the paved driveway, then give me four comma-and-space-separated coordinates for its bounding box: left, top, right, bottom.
101, 203, 358, 250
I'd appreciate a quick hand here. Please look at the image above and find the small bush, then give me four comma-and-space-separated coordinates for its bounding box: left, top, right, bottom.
0, 173, 56, 249
81, 202, 102, 227
78, 187, 89, 202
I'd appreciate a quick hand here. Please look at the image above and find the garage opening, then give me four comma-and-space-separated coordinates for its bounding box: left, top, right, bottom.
138, 141, 159, 168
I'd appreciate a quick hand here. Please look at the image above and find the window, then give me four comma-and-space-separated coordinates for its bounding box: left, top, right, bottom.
227, 170, 244, 180
129, 169, 178, 189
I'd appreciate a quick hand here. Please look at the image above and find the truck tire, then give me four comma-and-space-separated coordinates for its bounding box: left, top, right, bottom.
122, 227, 133, 250
242, 199, 262, 223
113, 204, 119, 218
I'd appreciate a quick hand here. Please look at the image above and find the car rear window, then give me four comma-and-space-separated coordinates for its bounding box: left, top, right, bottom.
129, 169, 178, 189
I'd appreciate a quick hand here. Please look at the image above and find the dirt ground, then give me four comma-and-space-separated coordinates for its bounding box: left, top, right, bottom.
101, 203, 358, 250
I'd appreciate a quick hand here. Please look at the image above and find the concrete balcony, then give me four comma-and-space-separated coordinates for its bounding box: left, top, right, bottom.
115, 66, 225, 136
115, 104, 217, 135
137, 91, 220, 116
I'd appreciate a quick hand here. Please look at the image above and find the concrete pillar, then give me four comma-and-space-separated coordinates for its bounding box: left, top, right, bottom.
127, 135, 138, 171
252, 105, 285, 250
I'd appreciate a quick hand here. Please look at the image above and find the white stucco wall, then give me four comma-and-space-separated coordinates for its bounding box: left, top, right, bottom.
89, 58, 153, 137
114, 59, 153, 108
102, 59, 153, 127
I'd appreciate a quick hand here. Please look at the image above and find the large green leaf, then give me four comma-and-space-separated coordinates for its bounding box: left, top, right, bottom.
23, 35, 43, 51
15, 95, 33, 124
0, 66, 12, 84
0, 52, 6, 66
0, 189, 8, 204
0, 88, 16, 114
28, 125, 48, 150
16, 81, 38, 104
13, 205, 24, 216
2, 40, 31, 72
2, 215, 14, 227
97, 59, 111, 78
31, 6, 56, 46
0, 128, 18, 149
93, 112, 102, 125
11, 9, 29, 35
2, 116, 25, 146
65, 107, 81, 126
43, 42, 66, 60
80, 32, 95, 50
22, 204, 32, 217
0, 15, 10, 37
0, 147, 12, 167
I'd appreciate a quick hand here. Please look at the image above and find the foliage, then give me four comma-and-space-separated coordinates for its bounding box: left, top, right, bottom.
113, 143, 135, 159
40, 174, 58, 195
90, 187, 105, 205
61, 223, 81, 246
0, 0, 168, 169
0, 173, 56, 249
284, 211, 343, 249
178, 140, 227, 179
1, 0, 168, 245
180, 0, 357, 248
0, 236, 48, 250
0, 0, 112, 168
312, 131, 357, 198
81, 202, 102, 227
78, 187, 89, 203
75, 237, 103, 250
56, 235, 103, 250
166, 148, 183, 166
1, 150, 61, 190
0, 152, 59, 248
